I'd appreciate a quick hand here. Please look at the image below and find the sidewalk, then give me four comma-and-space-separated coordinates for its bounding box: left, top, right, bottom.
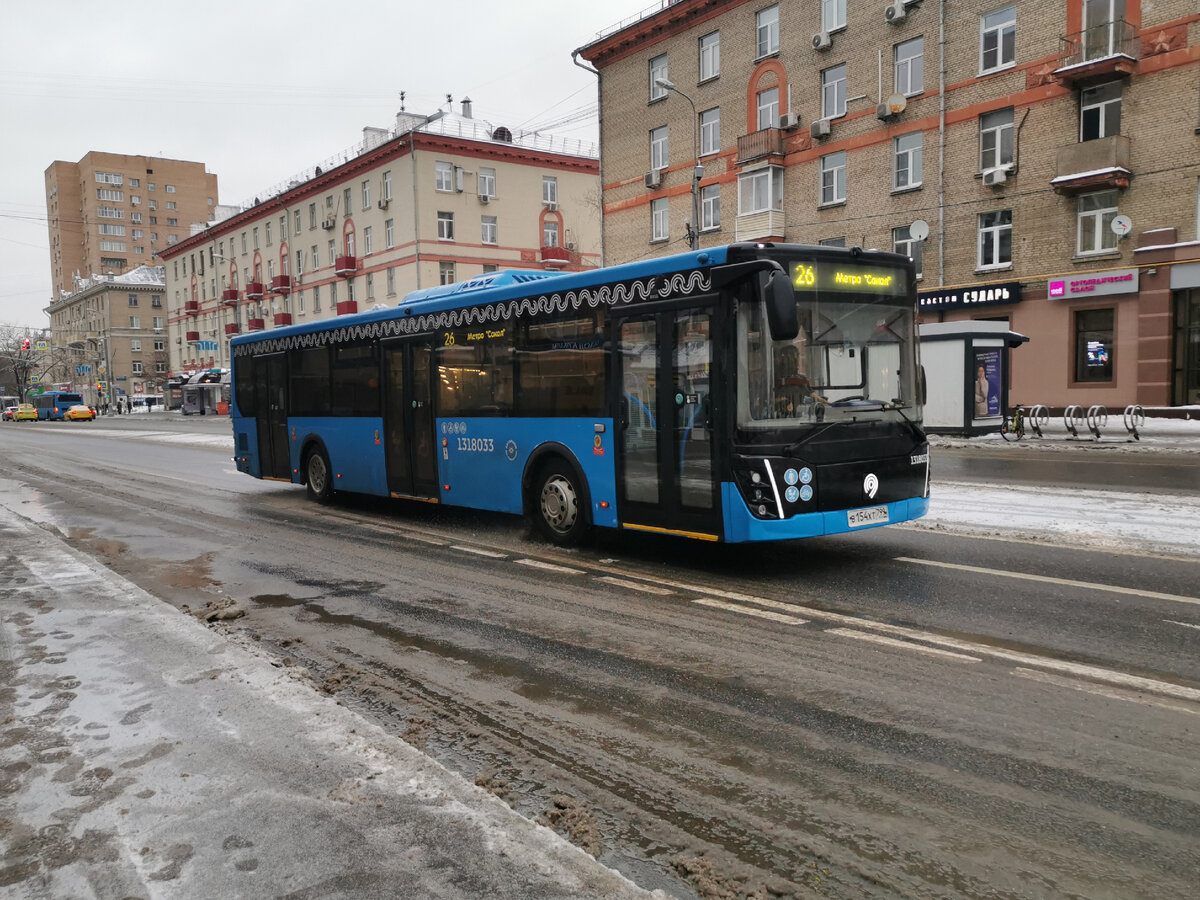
0, 504, 656, 899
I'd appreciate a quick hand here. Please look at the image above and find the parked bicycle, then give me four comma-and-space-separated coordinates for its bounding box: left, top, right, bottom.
1000, 404, 1026, 442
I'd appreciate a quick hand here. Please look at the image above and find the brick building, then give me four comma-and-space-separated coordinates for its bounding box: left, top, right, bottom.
157, 102, 600, 376
44, 153, 218, 297
576, 0, 1200, 407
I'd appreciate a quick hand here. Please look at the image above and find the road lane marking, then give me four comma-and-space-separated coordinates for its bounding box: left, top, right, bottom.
450, 545, 507, 558
692, 598, 807, 625
1165, 619, 1200, 631
595, 576, 675, 595
1013, 668, 1200, 717
826, 628, 981, 663
895, 556, 1200, 606
516, 559, 585, 575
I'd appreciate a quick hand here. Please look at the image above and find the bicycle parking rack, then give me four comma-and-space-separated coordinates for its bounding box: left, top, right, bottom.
1123, 404, 1145, 441
1063, 404, 1085, 439
1085, 405, 1108, 440
1027, 404, 1049, 438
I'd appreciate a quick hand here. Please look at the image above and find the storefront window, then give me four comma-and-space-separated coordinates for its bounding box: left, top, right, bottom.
1074, 307, 1114, 382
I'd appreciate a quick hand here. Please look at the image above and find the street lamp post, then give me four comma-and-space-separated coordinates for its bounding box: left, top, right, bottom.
654, 77, 704, 251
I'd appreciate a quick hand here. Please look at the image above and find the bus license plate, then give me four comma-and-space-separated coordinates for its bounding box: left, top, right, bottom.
847, 505, 889, 528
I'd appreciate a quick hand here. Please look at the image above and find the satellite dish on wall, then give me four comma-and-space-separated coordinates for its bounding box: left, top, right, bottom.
886, 94, 908, 115
1110, 214, 1132, 237
909, 219, 930, 241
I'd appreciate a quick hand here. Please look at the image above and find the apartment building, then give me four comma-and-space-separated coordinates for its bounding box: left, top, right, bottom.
44, 153, 219, 297
157, 102, 601, 375
576, 0, 1200, 406
42, 265, 169, 407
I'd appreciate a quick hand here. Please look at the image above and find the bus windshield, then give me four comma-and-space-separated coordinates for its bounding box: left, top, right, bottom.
737, 261, 919, 429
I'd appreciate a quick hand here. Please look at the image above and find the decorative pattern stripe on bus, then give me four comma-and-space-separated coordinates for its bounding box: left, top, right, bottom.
232, 271, 713, 358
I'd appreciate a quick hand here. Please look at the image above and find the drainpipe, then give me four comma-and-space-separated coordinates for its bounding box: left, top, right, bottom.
409, 125, 421, 290
572, 49, 605, 267
938, 0, 946, 286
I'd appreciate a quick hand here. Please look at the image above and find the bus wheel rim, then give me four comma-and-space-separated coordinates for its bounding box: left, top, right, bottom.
309, 455, 328, 493
540, 475, 578, 533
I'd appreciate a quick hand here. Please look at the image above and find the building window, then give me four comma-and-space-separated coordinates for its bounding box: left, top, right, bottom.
129, 316, 140, 328
700, 108, 720, 156
1076, 190, 1119, 255
481, 215, 497, 244
980, 6, 1017, 73
309, 203, 317, 228
649, 54, 669, 101
366, 272, 375, 300
165, 184, 175, 193
343, 187, 352, 213
313, 284, 321, 311
132, 361, 143, 375
383, 170, 392, 201
328, 240, 336, 266
699, 31, 720, 81
165, 201, 177, 210
129, 178, 139, 187
822, 64, 847, 119
980, 108, 1015, 170
543, 220, 560, 247
650, 125, 669, 171
822, 0, 846, 32
156, 361, 167, 374
130, 339, 142, 352
820, 151, 847, 205
385, 219, 394, 249
440, 262, 456, 285
362, 180, 371, 209
265, 222, 272, 245
437, 211, 454, 241
1075, 307, 1114, 382
128, 293, 138, 307
1081, 81, 1122, 141
478, 167, 496, 198
294, 209, 302, 234
701, 184, 721, 231
756, 86, 779, 130
131, 212, 142, 223
651, 197, 669, 241
756, 5, 779, 58
387, 267, 396, 296
153, 316, 163, 329
894, 132, 923, 190
820, 236, 847, 247
154, 338, 164, 351
542, 176, 558, 206
978, 210, 1013, 269
296, 249, 303, 277
435, 161, 454, 192
363, 225, 373, 254
895, 37, 924, 96
737, 166, 783, 214
95, 172, 123, 185
893, 225, 924, 277
311, 245, 319, 271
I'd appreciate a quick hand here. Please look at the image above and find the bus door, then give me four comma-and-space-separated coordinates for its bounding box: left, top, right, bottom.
382, 338, 438, 500
256, 353, 290, 479
614, 304, 722, 540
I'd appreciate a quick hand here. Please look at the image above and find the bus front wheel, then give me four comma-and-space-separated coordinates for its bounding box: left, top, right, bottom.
533, 459, 590, 547
305, 447, 334, 504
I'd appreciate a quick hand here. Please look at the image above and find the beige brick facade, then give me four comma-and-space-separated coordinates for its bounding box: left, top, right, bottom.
579, 0, 1200, 406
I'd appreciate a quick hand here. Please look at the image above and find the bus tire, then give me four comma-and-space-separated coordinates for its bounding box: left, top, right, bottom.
533, 458, 590, 547
304, 446, 334, 504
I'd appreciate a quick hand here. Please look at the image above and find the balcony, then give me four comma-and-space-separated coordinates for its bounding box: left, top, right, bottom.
185, 330, 200, 343
270, 275, 293, 294
273, 313, 293, 327
1055, 19, 1139, 87
736, 128, 786, 165
335, 255, 357, 276
1051, 135, 1132, 195
734, 209, 786, 242
540, 245, 571, 267
335, 300, 358, 316
225, 323, 240, 336
184, 300, 200, 316
222, 288, 240, 304
245, 281, 264, 299
246, 317, 266, 332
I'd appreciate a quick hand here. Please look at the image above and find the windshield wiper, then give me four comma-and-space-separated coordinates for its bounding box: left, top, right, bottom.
883, 401, 926, 439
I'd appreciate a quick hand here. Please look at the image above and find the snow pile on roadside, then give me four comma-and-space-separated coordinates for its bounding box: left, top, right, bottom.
911, 481, 1200, 558
930, 415, 1200, 455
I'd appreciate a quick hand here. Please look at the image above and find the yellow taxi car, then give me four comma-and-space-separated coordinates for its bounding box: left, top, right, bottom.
64, 404, 96, 421
14, 404, 38, 422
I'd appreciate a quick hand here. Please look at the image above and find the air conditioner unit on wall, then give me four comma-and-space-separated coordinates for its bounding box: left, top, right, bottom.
812, 30, 832, 51
322, 216, 335, 229
377, 198, 389, 210
780, 113, 799, 130
644, 170, 662, 189
479, 194, 490, 204
877, 103, 896, 121
810, 119, 831, 139
885, 2, 907, 23
983, 167, 1008, 186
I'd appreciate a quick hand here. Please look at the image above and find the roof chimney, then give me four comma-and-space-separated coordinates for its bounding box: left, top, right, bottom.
461, 97, 473, 119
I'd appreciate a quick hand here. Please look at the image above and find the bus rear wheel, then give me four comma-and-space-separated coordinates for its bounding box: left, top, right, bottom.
305, 447, 334, 504
533, 459, 590, 547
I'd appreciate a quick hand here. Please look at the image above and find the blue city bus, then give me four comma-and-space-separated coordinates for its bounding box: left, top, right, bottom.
31, 391, 85, 421
230, 243, 929, 545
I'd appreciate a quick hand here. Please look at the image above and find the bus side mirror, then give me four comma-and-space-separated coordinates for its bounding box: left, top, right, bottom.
918, 364, 927, 406
765, 270, 798, 342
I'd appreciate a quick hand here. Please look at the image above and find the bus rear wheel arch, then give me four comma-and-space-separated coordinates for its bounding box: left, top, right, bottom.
303, 443, 334, 504
528, 455, 591, 547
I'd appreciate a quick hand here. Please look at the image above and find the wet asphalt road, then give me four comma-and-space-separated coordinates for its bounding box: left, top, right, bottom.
2, 415, 1199, 898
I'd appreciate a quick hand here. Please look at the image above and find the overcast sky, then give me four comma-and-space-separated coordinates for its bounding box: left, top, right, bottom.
0, 0, 647, 330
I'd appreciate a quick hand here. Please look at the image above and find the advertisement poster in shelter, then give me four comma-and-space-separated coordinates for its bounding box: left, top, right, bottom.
973, 348, 1002, 419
